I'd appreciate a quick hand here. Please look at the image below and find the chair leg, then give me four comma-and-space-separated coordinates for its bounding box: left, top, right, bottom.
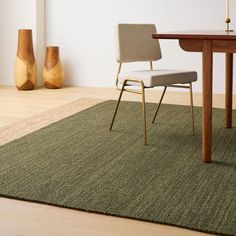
189, 82, 196, 135
141, 84, 147, 145
110, 80, 147, 145
152, 86, 167, 124
109, 82, 126, 131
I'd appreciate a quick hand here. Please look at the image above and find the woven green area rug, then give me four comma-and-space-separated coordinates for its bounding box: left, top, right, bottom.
0, 101, 236, 235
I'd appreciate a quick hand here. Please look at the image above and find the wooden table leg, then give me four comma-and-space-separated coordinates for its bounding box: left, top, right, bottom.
202, 40, 213, 163
225, 53, 233, 128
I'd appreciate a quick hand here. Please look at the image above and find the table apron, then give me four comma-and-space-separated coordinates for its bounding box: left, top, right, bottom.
179, 39, 236, 53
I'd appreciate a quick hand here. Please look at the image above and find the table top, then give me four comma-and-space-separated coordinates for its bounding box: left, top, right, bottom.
153, 30, 236, 40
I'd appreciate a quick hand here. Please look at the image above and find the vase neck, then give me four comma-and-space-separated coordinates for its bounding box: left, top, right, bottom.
45, 47, 60, 70
17, 30, 35, 65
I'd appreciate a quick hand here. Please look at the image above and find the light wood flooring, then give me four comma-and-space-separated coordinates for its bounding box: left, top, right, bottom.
0, 86, 235, 236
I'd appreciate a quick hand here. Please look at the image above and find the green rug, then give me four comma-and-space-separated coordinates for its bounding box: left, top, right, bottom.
0, 101, 236, 235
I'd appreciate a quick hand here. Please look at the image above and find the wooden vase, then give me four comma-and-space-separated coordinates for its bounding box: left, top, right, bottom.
14, 29, 37, 90
43, 46, 64, 89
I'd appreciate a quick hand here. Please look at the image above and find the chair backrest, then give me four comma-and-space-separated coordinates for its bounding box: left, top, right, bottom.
116, 24, 162, 63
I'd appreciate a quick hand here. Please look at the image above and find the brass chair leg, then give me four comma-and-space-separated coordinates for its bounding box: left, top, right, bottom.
152, 86, 167, 124
150, 61, 153, 70
110, 79, 147, 145
115, 63, 122, 87
189, 82, 196, 135
109, 82, 126, 131
141, 83, 147, 145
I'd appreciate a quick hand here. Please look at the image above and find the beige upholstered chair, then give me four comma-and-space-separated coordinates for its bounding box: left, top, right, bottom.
110, 24, 197, 145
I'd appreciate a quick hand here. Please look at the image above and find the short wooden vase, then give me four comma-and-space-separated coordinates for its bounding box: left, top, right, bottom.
43, 46, 64, 89
14, 29, 37, 90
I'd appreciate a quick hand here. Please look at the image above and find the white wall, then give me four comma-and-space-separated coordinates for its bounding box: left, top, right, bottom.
46, 0, 236, 94
1, 0, 236, 94
0, 0, 45, 86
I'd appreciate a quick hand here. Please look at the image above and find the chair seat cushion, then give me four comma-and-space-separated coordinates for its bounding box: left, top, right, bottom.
118, 70, 197, 87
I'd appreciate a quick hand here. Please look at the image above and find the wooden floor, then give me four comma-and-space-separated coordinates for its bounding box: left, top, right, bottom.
1, 85, 235, 127
0, 86, 235, 236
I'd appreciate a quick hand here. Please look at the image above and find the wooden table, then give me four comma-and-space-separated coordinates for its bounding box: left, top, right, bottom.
153, 30, 235, 163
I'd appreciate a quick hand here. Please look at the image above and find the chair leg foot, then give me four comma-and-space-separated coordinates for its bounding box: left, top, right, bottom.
152, 86, 167, 124
141, 84, 147, 145
109, 83, 125, 131
190, 82, 196, 135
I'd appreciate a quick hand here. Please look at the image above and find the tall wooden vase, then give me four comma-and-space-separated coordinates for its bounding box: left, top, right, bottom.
14, 29, 37, 90
43, 46, 64, 89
